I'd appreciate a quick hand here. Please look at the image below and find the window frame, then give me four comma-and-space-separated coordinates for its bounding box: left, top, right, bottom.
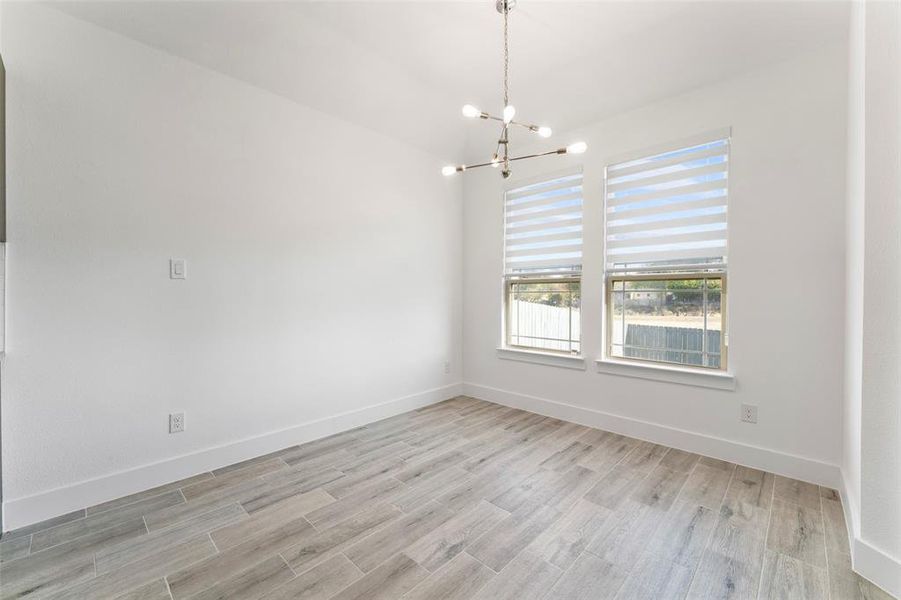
504, 275, 582, 356
602, 129, 731, 374
501, 167, 585, 358
605, 272, 728, 371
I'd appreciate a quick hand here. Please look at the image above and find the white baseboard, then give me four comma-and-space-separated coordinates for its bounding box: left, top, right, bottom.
3, 383, 462, 532
852, 537, 900, 599
463, 382, 843, 489
840, 474, 900, 599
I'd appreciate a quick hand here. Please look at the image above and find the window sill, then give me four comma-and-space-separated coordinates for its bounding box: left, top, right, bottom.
496, 347, 587, 371
595, 358, 735, 390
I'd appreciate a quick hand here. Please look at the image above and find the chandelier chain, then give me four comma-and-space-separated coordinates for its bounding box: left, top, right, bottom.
502, 2, 510, 173
503, 2, 509, 107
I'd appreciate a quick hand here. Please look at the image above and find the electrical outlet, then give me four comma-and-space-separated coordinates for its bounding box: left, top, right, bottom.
444, 361, 451, 374
741, 404, 758, 424
169, 412, 185, 433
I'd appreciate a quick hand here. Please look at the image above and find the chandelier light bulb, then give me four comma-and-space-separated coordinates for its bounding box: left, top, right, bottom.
491, 155, 500, 168
566, 141, 588, 154
537, 126, 552, 138
503, 105, 516, 123
462, 104, 481, 118
442, 165, 458, 176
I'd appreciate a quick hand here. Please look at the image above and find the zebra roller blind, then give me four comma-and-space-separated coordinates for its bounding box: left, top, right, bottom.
605, 135, 729, 273
504, 171, 583, 275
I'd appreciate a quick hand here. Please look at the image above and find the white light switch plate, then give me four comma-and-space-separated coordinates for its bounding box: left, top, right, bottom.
170, 258, 186, 280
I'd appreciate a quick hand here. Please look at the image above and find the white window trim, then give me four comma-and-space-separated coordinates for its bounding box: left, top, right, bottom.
497, 347, 587, 370
503, 165, 584, 195
595, 357, 735, 390
603, 126, 732, 167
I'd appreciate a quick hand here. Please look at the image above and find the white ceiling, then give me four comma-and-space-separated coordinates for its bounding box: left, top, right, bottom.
48, 1, 849, 162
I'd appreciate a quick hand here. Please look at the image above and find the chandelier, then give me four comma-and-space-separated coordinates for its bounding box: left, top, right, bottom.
442, 0, 587, 179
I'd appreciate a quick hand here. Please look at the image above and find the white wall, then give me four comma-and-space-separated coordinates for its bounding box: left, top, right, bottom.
844, 1, 901, 592
0, 4, 462, 529
859, 0, 900, 562
843, 0, 865, 546
463, 47, 849, 482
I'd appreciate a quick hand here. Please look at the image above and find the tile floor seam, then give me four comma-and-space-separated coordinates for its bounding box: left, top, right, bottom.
207, 532, 219, 553
683, 459, 737, 598
756, 467, 778, 600
819, 485, 835, 600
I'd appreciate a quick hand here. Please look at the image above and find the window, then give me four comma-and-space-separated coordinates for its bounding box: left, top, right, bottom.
504, 171, 583, 354
507, 279, 581, 353
604, 134, 729, 369
608, 275, 725, 368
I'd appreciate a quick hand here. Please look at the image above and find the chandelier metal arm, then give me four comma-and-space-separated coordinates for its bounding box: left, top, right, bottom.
450, 147, 568, 174
480, 113, 543, 132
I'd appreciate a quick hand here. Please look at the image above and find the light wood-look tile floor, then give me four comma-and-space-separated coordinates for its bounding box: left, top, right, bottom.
0, 397, 894, 600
